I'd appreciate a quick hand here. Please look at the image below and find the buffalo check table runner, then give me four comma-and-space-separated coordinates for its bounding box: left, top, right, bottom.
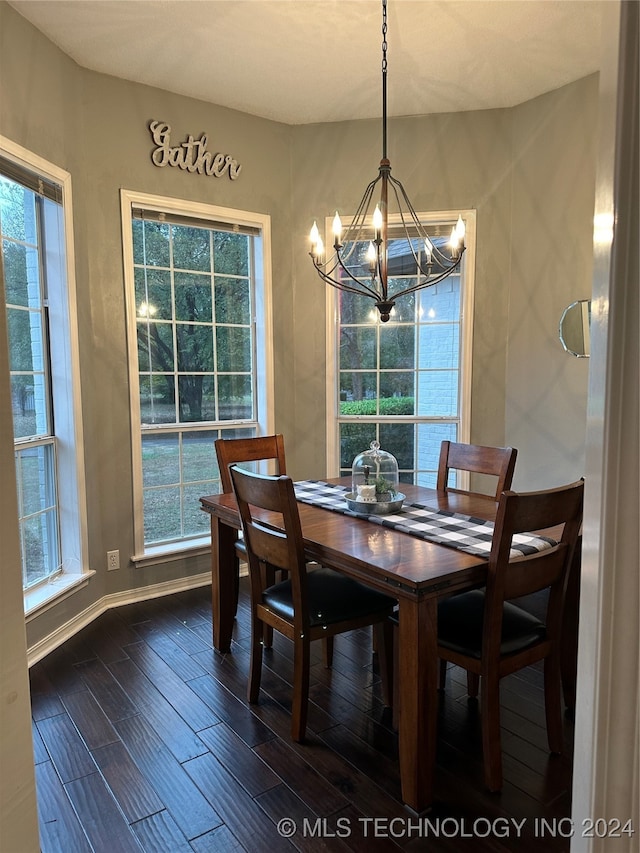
293, 480, 557, 559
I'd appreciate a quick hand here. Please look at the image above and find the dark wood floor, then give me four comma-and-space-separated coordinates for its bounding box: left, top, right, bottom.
30, 579, 574, 852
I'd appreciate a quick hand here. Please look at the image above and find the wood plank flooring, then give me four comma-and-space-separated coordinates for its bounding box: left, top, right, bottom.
30, 580, 574, 852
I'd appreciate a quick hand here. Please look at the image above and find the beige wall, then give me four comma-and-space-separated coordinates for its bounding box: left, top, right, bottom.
507, 76, 597, 489
1, 1, 596, 647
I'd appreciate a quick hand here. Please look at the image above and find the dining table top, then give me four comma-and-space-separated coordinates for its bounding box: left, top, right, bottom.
199, 477, 499, 601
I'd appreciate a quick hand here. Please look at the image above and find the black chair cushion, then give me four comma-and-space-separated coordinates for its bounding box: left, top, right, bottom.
262, 567, 395, 627
437, 589, 546, 659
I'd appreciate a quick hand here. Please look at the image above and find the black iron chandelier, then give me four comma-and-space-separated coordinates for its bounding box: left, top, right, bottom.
309, 0, 466, 323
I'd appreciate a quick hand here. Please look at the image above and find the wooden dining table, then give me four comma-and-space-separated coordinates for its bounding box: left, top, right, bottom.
200, 478, 500, 813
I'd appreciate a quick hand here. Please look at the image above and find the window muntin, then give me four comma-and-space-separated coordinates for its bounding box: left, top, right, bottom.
123, 194, 272, 554
333, 215, 474, 487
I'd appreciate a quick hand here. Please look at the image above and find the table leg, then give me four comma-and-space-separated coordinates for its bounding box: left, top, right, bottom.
397, 596, 438, 813
210, 515, 239, 652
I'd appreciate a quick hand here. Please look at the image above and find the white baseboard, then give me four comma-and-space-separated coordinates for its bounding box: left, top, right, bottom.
27, 571, 213, 667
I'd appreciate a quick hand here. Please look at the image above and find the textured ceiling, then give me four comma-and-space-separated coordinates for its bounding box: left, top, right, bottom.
8, 0, 604, 125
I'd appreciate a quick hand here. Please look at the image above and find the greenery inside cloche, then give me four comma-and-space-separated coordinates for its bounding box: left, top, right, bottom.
365, 474, 397, 501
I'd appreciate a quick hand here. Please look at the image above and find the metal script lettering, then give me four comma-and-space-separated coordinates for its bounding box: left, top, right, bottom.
149, 121, 242, 180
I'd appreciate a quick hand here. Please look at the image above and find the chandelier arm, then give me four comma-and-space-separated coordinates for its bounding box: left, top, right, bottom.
414, 253, 463, 280
320, 256, 344, 278
387, 180, 459, 280
337, 179, 380, 265
334, 247, 383, 298
341, 177, 380, 239
311, 261, 381, 300
390, 176, 458, 265
315, 249, 379, 295
315, 179, 378, 271
388, 181, 465, 284
389, 176, 436, 240
388, 175, 425, 230
387, 179, 432, 270
390, 261, 463, 301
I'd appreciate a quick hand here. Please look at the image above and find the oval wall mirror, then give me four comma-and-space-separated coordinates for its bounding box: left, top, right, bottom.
559, 299, 591, 357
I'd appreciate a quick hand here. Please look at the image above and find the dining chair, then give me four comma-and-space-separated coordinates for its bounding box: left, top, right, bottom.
436, 441, 518, 695
229, 465, 396, 742
215, 434, 287, 645
437, 440, 517, 499
215, 434, 286, 495
436, 479, 584, 791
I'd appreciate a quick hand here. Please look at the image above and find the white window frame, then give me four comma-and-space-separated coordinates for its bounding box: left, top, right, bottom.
120, 190, 274, 564
0, 135, 90, 618
325, 209, 476, 484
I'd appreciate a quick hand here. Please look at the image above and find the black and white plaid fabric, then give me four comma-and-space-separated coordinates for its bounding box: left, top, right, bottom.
294, 480, 557, 559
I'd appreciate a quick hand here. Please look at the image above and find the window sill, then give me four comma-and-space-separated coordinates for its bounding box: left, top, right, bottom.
131, 536, 211, 569
131, 537, 248, 577
24, 570, 96, 621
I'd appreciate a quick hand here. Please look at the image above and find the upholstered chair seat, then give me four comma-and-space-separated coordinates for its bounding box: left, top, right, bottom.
263, 566, 396, 627
437, 589, 546, 659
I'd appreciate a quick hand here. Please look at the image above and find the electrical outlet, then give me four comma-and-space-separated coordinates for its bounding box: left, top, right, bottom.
107, 549, 120, 571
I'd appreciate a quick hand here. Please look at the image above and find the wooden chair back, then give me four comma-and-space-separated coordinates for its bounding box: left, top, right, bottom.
437, 440, 517, 499
215, 434, 286, 494
484, 480, 584, 649
229, 466, 310, 634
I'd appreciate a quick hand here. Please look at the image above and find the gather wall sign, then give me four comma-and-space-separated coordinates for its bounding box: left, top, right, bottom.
148, 120, 242, 180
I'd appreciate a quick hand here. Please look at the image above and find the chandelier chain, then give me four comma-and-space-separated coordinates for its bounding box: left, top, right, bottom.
381, 0, 388, 159
382, 0, 388, 75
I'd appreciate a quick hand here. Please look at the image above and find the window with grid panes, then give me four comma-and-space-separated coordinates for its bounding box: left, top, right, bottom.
122, 193, 272, 554
331, 214, 474, 486
1, 146, 85, 597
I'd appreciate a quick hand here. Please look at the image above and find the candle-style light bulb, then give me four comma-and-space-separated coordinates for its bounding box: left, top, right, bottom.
332, 211, 342, 245
455, 215, 466, 245
373, 205, 383, 235
424, 236, 433, 264
448, 226, 459, 260
315, 235, 324, 258
310, 221, 320, 244
366, 241, 377, 270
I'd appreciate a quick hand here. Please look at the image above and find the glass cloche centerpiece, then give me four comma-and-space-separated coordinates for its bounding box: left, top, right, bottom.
346, 441, 405, 515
